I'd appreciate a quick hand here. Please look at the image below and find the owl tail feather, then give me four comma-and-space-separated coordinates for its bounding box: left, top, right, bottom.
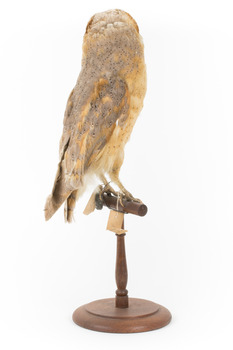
44, 160, 72, 221
64, 190, 79, 223
44, 194, 64, 221
44, 188, 72, 221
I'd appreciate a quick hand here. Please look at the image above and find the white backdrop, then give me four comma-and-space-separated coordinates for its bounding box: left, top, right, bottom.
0, 0, 233, 349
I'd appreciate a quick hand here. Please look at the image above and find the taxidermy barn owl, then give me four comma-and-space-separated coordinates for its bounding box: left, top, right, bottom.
44, 9, 147, 222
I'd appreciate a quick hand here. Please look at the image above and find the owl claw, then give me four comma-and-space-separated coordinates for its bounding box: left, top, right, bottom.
97, 182, 142, 210
115, 191, 142, 207
120, 188, 143, 204
102, 182, 118, 197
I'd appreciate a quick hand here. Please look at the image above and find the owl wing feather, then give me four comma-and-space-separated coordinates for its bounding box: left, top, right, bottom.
64, 74, 130, 186
44, 74, 130, 221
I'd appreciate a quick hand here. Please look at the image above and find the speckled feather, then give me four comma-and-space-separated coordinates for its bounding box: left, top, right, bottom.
44, 9, 147, 222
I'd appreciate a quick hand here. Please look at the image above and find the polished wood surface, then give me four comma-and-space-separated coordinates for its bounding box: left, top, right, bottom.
115, 220, 128, 308
72, 199, 172, 333
72, 298, 171, 333
102, 193, 148, 216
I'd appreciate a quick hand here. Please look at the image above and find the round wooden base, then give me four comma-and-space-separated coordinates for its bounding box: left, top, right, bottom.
72, 298, 172, 333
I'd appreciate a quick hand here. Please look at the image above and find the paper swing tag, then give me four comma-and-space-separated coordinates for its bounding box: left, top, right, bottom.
106, 210, 127, 235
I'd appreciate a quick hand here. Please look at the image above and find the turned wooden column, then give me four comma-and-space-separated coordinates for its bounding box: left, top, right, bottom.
72, 193, 172, 333
115, 220, 128, 308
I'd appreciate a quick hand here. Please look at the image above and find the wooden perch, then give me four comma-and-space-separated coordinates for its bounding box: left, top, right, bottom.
102, 193, 148, 217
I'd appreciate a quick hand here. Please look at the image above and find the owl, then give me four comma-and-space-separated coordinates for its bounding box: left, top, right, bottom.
44, 9, 147, 222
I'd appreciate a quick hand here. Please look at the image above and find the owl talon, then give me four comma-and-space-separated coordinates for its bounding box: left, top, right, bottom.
120, 189, 142, 204
129, 196, 143, 204
102, 182, 118, 197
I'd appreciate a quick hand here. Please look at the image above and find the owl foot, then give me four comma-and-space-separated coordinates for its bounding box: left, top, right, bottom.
109, 176, 142, 205
95, 182, 142, 210
118, 188, 142, 204
95, 183, 119, 210
102, 182, 118, 197
96, 184, 125, 208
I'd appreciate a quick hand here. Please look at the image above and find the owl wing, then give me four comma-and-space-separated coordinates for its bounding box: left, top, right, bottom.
44, 88, 75, 221
45, 74, 130, 221
63, 74, 130, 188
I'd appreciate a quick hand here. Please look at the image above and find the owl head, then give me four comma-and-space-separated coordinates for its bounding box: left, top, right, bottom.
85, 9, 139, 36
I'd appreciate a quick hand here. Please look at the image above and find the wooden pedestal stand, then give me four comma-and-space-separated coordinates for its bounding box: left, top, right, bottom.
72, 194, 172, 333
